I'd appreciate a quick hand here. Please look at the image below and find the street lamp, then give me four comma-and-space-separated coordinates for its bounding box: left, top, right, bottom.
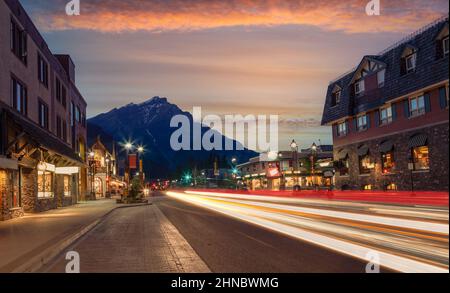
88, 150, 96, 200
290, 140, 300, 191
408, 155, 415, 193
311, 142, 318, 189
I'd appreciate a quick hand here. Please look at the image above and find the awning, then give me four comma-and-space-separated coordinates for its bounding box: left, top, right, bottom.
408, 134, 428, 149
337, 149, 349, 160
0, 157, 18, 170
379, 140, 394, 153
5, 108, 84, 166
357, 145, 369, 156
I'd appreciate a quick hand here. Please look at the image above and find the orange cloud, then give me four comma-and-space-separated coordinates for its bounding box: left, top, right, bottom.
30, 0, 448, 33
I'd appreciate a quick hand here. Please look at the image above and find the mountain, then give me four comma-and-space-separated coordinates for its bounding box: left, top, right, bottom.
87, 97, 258, 179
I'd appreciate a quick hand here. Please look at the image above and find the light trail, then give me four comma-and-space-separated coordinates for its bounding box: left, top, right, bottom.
166, 190, 449, 273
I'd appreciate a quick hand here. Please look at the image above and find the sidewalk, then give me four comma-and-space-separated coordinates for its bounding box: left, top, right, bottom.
40, 204, 210, 273
0, 200, 117, 272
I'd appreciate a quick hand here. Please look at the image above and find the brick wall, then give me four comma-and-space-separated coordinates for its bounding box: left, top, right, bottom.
334, 123, 449, 191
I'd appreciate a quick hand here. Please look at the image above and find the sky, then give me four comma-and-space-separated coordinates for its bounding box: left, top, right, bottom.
20, 0, 449, 150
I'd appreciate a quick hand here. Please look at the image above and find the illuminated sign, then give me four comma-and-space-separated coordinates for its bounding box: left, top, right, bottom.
266, 167, 281, 178
129, 154, 137, 169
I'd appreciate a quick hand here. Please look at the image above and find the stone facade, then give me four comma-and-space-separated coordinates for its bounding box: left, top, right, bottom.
334, 123, 449, 191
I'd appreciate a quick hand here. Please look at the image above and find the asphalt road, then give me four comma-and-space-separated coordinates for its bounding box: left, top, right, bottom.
153, 192, 376, 273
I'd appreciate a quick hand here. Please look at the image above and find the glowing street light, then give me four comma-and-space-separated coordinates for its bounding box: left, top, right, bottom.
125, 142, 133, 150
137, 146, 145, 153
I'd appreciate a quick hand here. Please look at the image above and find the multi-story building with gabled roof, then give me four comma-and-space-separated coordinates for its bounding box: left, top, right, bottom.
321, 16, 449, 191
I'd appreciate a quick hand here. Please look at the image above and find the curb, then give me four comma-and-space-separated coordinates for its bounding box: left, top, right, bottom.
10, 202, 151, 273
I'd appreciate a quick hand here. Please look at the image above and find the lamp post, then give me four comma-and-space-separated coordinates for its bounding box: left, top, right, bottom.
88, 151, 96, 200
105, 156, 110, 198
311, 142, 318, 190
124, 142, 133, 199
408, 155, 415, 193
290, 140, 300, 191
137, 146, 145, 188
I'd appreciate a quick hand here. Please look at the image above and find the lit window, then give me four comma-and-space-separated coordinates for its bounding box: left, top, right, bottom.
381, 151, 395, 173
337, 122, 347, 137
362, 184, 373, 190
412, 146, 430, 170
64, 175, 71, 197
409, 96, 426, 117
380, 106, 393, 125
355, 79, 365, 96
386, 183, 397, 191
357, 115, 368, 131
359, 155, 372, 174
377, 69, 385, 88
38, 171, 54, 198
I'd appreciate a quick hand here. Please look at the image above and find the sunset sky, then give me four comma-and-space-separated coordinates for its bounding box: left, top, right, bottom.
20, 0, 449, 150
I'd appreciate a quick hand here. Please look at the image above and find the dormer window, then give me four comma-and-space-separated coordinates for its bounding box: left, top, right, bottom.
436, 24, 449, 59
355, 79, 365, 96
331, 86, 341, 107
405, 53, 416, 73
377, 69, 385, 88
401, 45, 417, 75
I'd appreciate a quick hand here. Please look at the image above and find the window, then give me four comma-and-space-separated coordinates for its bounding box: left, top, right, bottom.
76, 106, 81, 123
377, 69, 385, 88
10, 19, 27, 65
412, 146, 430, 170
71, 102, 75, 126
38, 54, 48, 87
63, 121, 67, 142
357, 115, 368, 131
11, 77, 27, 115
381, 151, 395, 174
337, 121, 348, 137
331, 90, 341, 107
56, 78, 61, 102
64, 176, 71, 197
355, 79, 365, 96
386, 183, 398, 191
409, 96, 426, 117
62, 87, 67, 108
380, 106, 393, 125
38, 170, 53, 198
362, 184, 373, 190
405, 53, 416, 73
443, 36, 449, 57
359, 155, 372, 174
38, 100, 49, 129
57, 116, 62, 138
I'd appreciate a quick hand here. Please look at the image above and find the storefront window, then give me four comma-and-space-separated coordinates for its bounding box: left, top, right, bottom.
38, 171, 54, 198
412, 146, 430, 170
386, 183, 398, 191
359, 155, 372, 174
381, 151, 395, 174
64, 175, 71, 197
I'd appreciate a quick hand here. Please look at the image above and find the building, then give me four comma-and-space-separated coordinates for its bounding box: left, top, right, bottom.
237, 145, 334, 191
321, 16, 449, 191
87, 136, 125, 199
0, 0, 88, 220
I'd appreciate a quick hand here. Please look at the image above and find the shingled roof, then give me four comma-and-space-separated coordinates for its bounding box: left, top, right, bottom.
322, 15, 449, 126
